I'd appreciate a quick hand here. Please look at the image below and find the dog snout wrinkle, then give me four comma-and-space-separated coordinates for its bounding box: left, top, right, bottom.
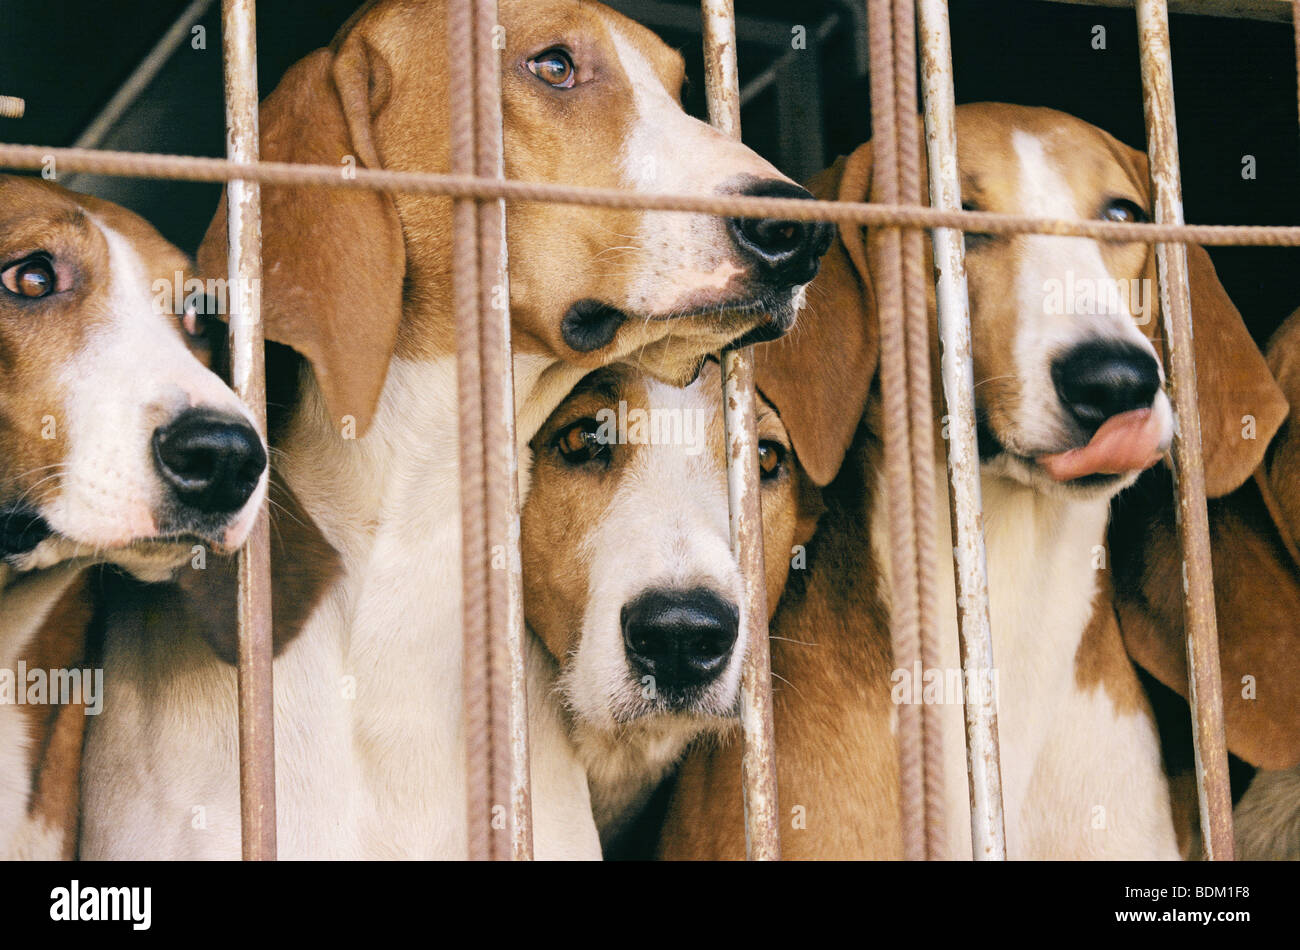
727, 180, 833, 289
1051, 341, 1161, 436
152, 408, 267, 515
620, 587, 739, 694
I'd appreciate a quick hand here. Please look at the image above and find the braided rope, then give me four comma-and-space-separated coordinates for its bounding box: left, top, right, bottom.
2, 143, 1299, 245
868, 0, 926, 863
892, 0, 947, 862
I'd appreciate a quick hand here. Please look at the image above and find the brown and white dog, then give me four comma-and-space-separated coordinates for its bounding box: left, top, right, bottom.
520, 360, 813, 847
659, 103, 1284, 859
0, 175, 268, 859
80, 0, 830, 859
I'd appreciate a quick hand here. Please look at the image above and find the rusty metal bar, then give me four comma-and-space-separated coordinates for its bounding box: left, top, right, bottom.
1039, 0, 1293, 22
917, 0, 1008, 861
1294, 0, 1299, 132
701, 0, 781, 862
220, 0, 275, 862
1136, 0, 1236, 860
472, 0, 532, 861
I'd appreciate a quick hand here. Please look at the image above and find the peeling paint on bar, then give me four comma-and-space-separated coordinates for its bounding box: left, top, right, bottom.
701, 0, 781, 862
221, 0, 276, 862
917, 0, 1008, 863
1136, 0, 1236, 861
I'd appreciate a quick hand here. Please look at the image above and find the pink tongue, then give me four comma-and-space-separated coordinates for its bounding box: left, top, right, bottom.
1037, 408, 1165, 482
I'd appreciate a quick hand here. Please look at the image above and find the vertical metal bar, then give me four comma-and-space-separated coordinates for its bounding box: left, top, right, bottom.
220, 0, 275, 862
1294, 0, 1300, 133
472, 0, 532, 862
916, 0, 1007, 861
701, 0, 781, 862
1136, 0, 1235, 861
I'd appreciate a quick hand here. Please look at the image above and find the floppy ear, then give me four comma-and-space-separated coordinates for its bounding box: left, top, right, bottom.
754, 143, 880, 487
1109, 140, 1287, 497
197, 36, 405, 437
1180, 243, 1288, 496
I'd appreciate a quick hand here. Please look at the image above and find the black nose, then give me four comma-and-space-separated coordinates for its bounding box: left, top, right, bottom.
152, 409, 267, 515
621, 588, 739, 693
727, 180, 834, 288
1052, 341, 1161, 436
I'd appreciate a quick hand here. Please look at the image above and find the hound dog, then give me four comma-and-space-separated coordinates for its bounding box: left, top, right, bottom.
520, 360, 815, 848
0, 176, 267, 859
80, 0, 831, 859
1114, 302, 1300, 860
658, 103, 1284, 859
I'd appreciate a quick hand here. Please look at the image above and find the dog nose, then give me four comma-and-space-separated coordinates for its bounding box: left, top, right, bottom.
1052, 341, 1161, 435
621, 588, 739, 691
152, 409, 267, 515
727, 180, 834, 288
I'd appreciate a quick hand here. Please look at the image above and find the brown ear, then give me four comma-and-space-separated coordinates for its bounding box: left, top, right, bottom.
197, 37, 405, 437
754, 143, 879, 486
1180, 244, 1288, 496
1264, 307, 1300, 537
1109, 138, 1287, 497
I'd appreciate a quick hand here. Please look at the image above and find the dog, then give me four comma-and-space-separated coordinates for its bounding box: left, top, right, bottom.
520, 360, 815, 848
0, 175, 268, 859
80, 0, 831, 859
658, 103, 1284, 859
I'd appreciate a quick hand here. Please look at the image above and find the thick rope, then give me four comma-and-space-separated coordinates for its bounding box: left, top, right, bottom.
892, 0, 946, 862
449, 0, 491, 862
868, 0, 926, 863
2, 143, 1299, 245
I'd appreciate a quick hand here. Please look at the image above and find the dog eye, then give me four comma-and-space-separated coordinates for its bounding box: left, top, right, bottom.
555, 418, 610, 466
2, 255, 56, 299
1101, 198, 1148, 224
758, 440, 785, 480
527, 49, 576, 89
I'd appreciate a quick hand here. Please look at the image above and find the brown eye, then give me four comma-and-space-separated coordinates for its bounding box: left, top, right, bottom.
2, 256, 56, 298
527, 49, 576, 89
758, 440, 785, 480
555, 418, 609, 466
1102, 198, 1147, 224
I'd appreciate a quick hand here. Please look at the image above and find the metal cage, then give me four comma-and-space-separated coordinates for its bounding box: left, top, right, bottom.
4, 0, 1298, 861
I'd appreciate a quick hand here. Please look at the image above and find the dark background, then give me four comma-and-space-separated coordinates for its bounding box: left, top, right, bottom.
1, 0, 1297, 341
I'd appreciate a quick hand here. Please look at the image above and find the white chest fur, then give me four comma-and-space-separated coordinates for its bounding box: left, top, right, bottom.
81, 357, 600, 859
873, 469, 1178, 859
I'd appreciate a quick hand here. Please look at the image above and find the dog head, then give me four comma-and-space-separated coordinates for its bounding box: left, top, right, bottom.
754, 103, 1284, 503
522, 361, 808, 740
0, 176, 267, 581
198, 0, 833, 438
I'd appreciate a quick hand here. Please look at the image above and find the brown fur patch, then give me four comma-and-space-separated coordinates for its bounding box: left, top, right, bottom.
20, 570, 92, 859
